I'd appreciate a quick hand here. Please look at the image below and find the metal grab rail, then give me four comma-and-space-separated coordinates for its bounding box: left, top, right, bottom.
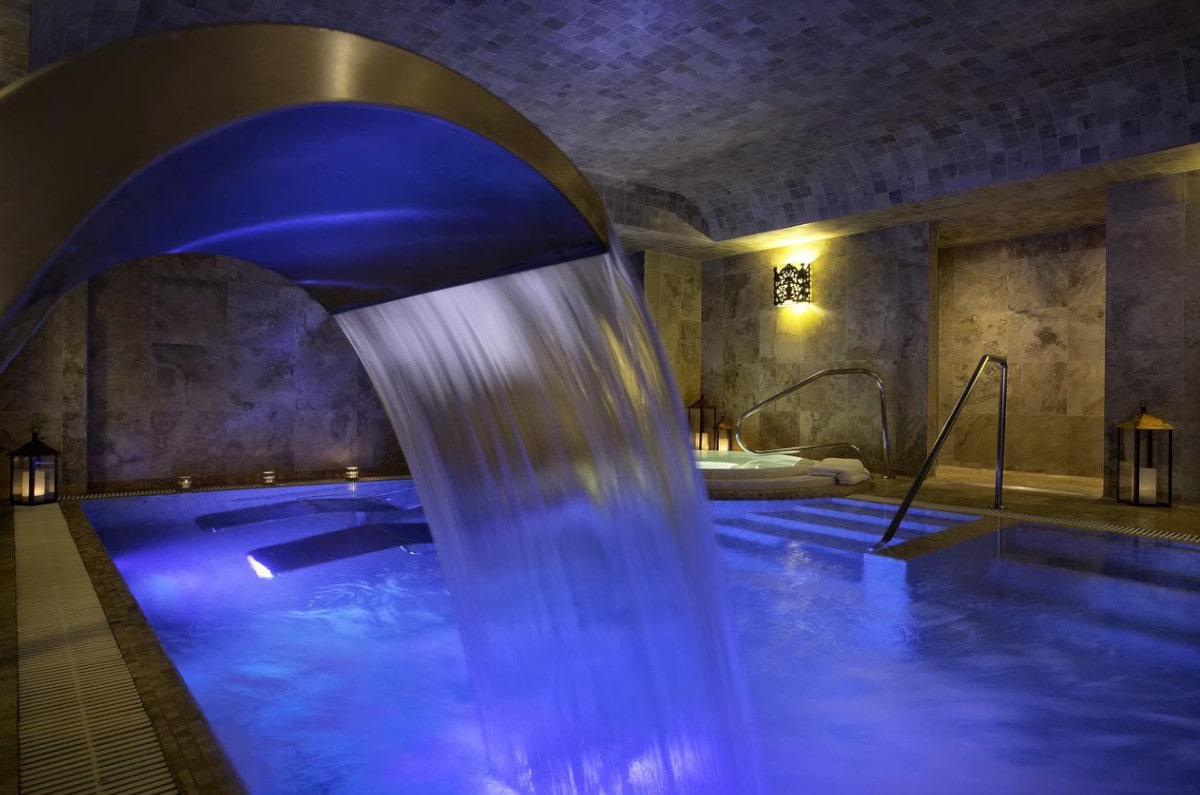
734, 367, 894, 479
871, 353, 1008, 550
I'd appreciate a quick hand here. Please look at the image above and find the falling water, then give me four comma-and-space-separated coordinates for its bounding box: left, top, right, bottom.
338, 249, 762, 793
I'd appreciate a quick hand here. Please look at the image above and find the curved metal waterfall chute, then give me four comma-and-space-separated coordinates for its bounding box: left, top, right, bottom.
0, 23, 609, 372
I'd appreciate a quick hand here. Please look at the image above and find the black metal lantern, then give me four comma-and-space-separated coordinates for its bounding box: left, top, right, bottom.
714, 419, 736, 452
9, 430, 60, 505
1116, 403, 1174, 507
687, 396, 718, 451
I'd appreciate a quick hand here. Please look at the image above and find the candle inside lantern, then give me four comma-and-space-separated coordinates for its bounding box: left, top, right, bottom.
693, 432, 709, 450
33, 470, 45, 497
717, 435, 730, 452
1138, 467, 1157, 502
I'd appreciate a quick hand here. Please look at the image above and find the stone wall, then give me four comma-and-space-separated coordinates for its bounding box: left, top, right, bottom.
0, 284, 87, 495
642, 251, 701, 405
0, 0, 28, 87
1105, 173, 1200, 502
701, 222, 934, 475
938, 227, 1106, 476
1, 253, 406, 495
83, 254, 405, 491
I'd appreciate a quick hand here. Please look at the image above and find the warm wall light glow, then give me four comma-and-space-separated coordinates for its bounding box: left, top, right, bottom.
776, 302, 826, 334
773, 263, 812, 305
782, 244, 824, 264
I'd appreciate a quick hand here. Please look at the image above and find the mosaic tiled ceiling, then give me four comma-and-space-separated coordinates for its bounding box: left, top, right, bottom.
22, 0, 1200, 254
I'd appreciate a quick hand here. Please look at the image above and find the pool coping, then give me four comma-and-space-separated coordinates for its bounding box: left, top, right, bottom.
59, 502, 247, 795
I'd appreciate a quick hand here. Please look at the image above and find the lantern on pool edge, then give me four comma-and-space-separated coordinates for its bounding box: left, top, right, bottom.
1116, 403, 1174, 507
687, 396, 717, 450
9, 430, 59, 505
714, 419, 736, 452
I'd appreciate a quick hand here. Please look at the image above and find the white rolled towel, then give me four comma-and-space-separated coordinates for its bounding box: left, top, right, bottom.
837, 471, 872, 485
808, 458, 869, 477
820, 457, 870, 472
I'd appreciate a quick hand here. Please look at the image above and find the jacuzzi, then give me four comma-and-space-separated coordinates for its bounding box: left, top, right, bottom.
695, 450, 841, 493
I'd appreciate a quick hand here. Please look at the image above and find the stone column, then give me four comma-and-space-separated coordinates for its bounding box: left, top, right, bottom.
0, 282, 88, 495
643, 250, 702, 405
1105, 173, 1200, 501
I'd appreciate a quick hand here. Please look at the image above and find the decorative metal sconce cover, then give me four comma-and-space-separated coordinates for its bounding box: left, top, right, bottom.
773, 263, 812, 305
1115, 402, 1174, 507
9, 430, 59, 505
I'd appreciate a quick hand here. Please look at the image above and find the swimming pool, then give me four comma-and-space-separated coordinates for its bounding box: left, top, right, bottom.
83, 481, 1200, 793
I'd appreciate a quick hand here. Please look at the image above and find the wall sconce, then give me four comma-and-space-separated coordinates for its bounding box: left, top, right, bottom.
773, 263, 812, 306
344, 465, 360, 482
8, 430, 59, 505
177, 474, 193, 491
261, 470, 277, 486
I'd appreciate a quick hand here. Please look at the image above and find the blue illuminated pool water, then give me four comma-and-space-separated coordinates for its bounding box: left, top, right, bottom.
84, 481, 1200, 794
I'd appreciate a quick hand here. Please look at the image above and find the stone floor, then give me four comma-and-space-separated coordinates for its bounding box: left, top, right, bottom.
2, 470, 1198, 794
899, 466, 1200, 538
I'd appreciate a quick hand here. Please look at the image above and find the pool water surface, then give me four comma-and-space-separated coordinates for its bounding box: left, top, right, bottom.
84, 481, 1200, 794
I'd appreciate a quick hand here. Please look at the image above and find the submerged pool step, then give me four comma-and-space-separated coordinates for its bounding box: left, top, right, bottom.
766, 498, 967, 535
828, 497, 974, 527
740, 508, 944, 546
989, 554, 1200, 638
713, 517, 866, 573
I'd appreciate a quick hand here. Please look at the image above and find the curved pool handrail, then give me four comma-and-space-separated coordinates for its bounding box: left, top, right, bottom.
871, 353, 1008, 550
733, 367, 894, 479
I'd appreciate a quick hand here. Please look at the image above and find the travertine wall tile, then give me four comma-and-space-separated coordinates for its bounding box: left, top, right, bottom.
82, 254, 404, 490
701, 222, 933, 474
643, 251, 702, 405
0, 282, 88, 494
1066, 416, 1105, 477
1105, 171, 1199, 501
0, 0, 28, 87
939, 226, 1105, 475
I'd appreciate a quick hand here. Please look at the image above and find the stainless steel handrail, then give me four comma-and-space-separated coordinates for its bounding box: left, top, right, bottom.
871, 353, 1008, 550
734, 367, 894, 479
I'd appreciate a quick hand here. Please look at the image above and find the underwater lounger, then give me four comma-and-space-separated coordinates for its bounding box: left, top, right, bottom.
196, 497, 414, 532
246, 521, 434, 579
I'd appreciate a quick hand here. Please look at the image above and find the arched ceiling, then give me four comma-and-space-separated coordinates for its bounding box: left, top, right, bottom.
23, 0, 1200, 253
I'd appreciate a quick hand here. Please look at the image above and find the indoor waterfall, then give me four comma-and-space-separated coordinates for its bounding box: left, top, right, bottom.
338, 249, 762, 793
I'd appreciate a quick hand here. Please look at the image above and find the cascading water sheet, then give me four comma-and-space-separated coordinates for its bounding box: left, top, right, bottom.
338, 250, 762, 793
